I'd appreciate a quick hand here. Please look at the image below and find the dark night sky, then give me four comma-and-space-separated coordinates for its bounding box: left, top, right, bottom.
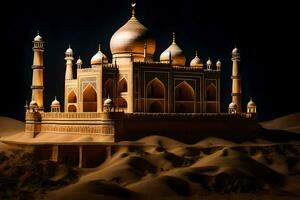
1, 0, 299, 122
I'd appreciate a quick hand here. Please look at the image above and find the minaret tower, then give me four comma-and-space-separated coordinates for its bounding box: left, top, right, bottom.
231, 46, 242, 113
65, 45, 74, 80
31, 31, 44, 111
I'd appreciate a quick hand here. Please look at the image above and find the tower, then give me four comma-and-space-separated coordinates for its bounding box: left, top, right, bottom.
231, 46, 242, 113
65, 45, 74, 80
31, 31, 44, 111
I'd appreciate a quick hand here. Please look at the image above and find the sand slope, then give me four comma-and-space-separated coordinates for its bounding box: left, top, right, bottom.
0, 114, 300, 199
0, 117, 24, 137
261, 113, 300, 133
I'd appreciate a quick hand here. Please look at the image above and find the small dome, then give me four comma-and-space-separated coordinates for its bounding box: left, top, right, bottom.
216, 60, 221, 67
160, 33, 186, 66
34, 34, 42, 42
247, 98, 256, 107
206, 58, 212, 66
104, 97, 113, 107
91, 45, 108, 65
76, 57, 83, 65
30, 100, 38, 106
229, 102, 237, 109
51, 97, 60, 106
232, 47, 239, 54
66, 45, 73, 54
190, 51, 203, 67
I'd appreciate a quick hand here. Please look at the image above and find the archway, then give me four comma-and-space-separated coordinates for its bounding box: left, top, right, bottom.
117, 78, 128, 94
68, 105, 77, 112
104, 78, 113, 98
206, 83, 216, 101
149, 101, 163, 113
146, 78, 165, 99
68, 91, 77, 103
117, 97, 127, 112
83, 85, 97, 112
175, 81, 195, 101
175, 81, 195, 113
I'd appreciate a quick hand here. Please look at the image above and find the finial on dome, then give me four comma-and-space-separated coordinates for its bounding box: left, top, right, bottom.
195, 50, 198, 57
98, 43, 101, 51
172, 32, 176, 44
131, 2, 136, 17
37, 30, 40, 35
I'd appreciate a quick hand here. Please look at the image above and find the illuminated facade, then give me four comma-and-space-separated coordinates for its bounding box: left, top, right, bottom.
25, 3, 257, 141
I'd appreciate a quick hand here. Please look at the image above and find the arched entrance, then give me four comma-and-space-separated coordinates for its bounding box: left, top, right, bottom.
68, 91, 77, 103
146, 78, 165, 112
206, 83, 217, 113
117, 78, 128, 111
104, 78, 113, 98
68, 105, 77, 112
83, 85, 97, 112
175, 81, 195, 113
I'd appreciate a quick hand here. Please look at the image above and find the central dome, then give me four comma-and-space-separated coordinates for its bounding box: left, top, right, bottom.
110, 14, 156, 58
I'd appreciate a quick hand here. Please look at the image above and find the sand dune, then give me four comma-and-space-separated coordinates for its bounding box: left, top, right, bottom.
0, 117, 24, 137
261, 113, 300, 133
1, 115, 300, 199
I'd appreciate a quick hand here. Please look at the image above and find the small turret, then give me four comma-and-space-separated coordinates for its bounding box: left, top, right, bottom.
206, 57, 212, 70
216, 59, 221, 71
65, 45, 74, 80
76, 56, 83, 69
51, 96, 61, 112
247, 97, 257, 114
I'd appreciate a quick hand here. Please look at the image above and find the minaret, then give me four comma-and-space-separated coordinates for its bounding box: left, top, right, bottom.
65, 45, 74, 80
31, 31, 44, 111
231, 46, 242, 113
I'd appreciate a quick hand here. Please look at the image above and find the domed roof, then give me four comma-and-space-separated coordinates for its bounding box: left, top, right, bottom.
34, 33, 43, 42
51, 97, 60, 106
104, 97, 113, 107
160, 32, 186, 66
232, 47, 239, 54
206, 58, 212, 66
229, 102, 237, 109
110, 4, 156, 57
91, 44, 108, 65
216, 59, 221, 67
66, 45, 73, 54
76, 57, 83, 65
190, 50, 203, 67
247, 98, 256, 107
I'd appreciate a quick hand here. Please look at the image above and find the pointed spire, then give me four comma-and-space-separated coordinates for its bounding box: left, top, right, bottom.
172, 32, 176, 44
98, 43, 101, 51
131, 2, 136, 18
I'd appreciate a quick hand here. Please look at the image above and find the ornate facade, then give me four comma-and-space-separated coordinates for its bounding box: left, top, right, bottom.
25, 3, 257, 141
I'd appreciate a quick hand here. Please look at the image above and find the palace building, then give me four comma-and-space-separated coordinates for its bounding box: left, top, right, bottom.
24, 3, 257, 143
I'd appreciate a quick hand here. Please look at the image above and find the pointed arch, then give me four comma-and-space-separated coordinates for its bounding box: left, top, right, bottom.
146, 78, 165, 99
68, 90, 77, 103
206, 83, 216, 101
68, 105, 77, 112
104, 78, 114, 98
149, 101, 163, 113
117, 78, 128, 94
175, 81, 195, 101
117, 97, 127, 112
83, 84, 97, 112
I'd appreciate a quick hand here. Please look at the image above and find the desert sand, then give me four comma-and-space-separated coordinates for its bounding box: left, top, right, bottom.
0, 114, 300, 200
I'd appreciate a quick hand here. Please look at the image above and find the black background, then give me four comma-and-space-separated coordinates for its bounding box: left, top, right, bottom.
1, 0, 299, 121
